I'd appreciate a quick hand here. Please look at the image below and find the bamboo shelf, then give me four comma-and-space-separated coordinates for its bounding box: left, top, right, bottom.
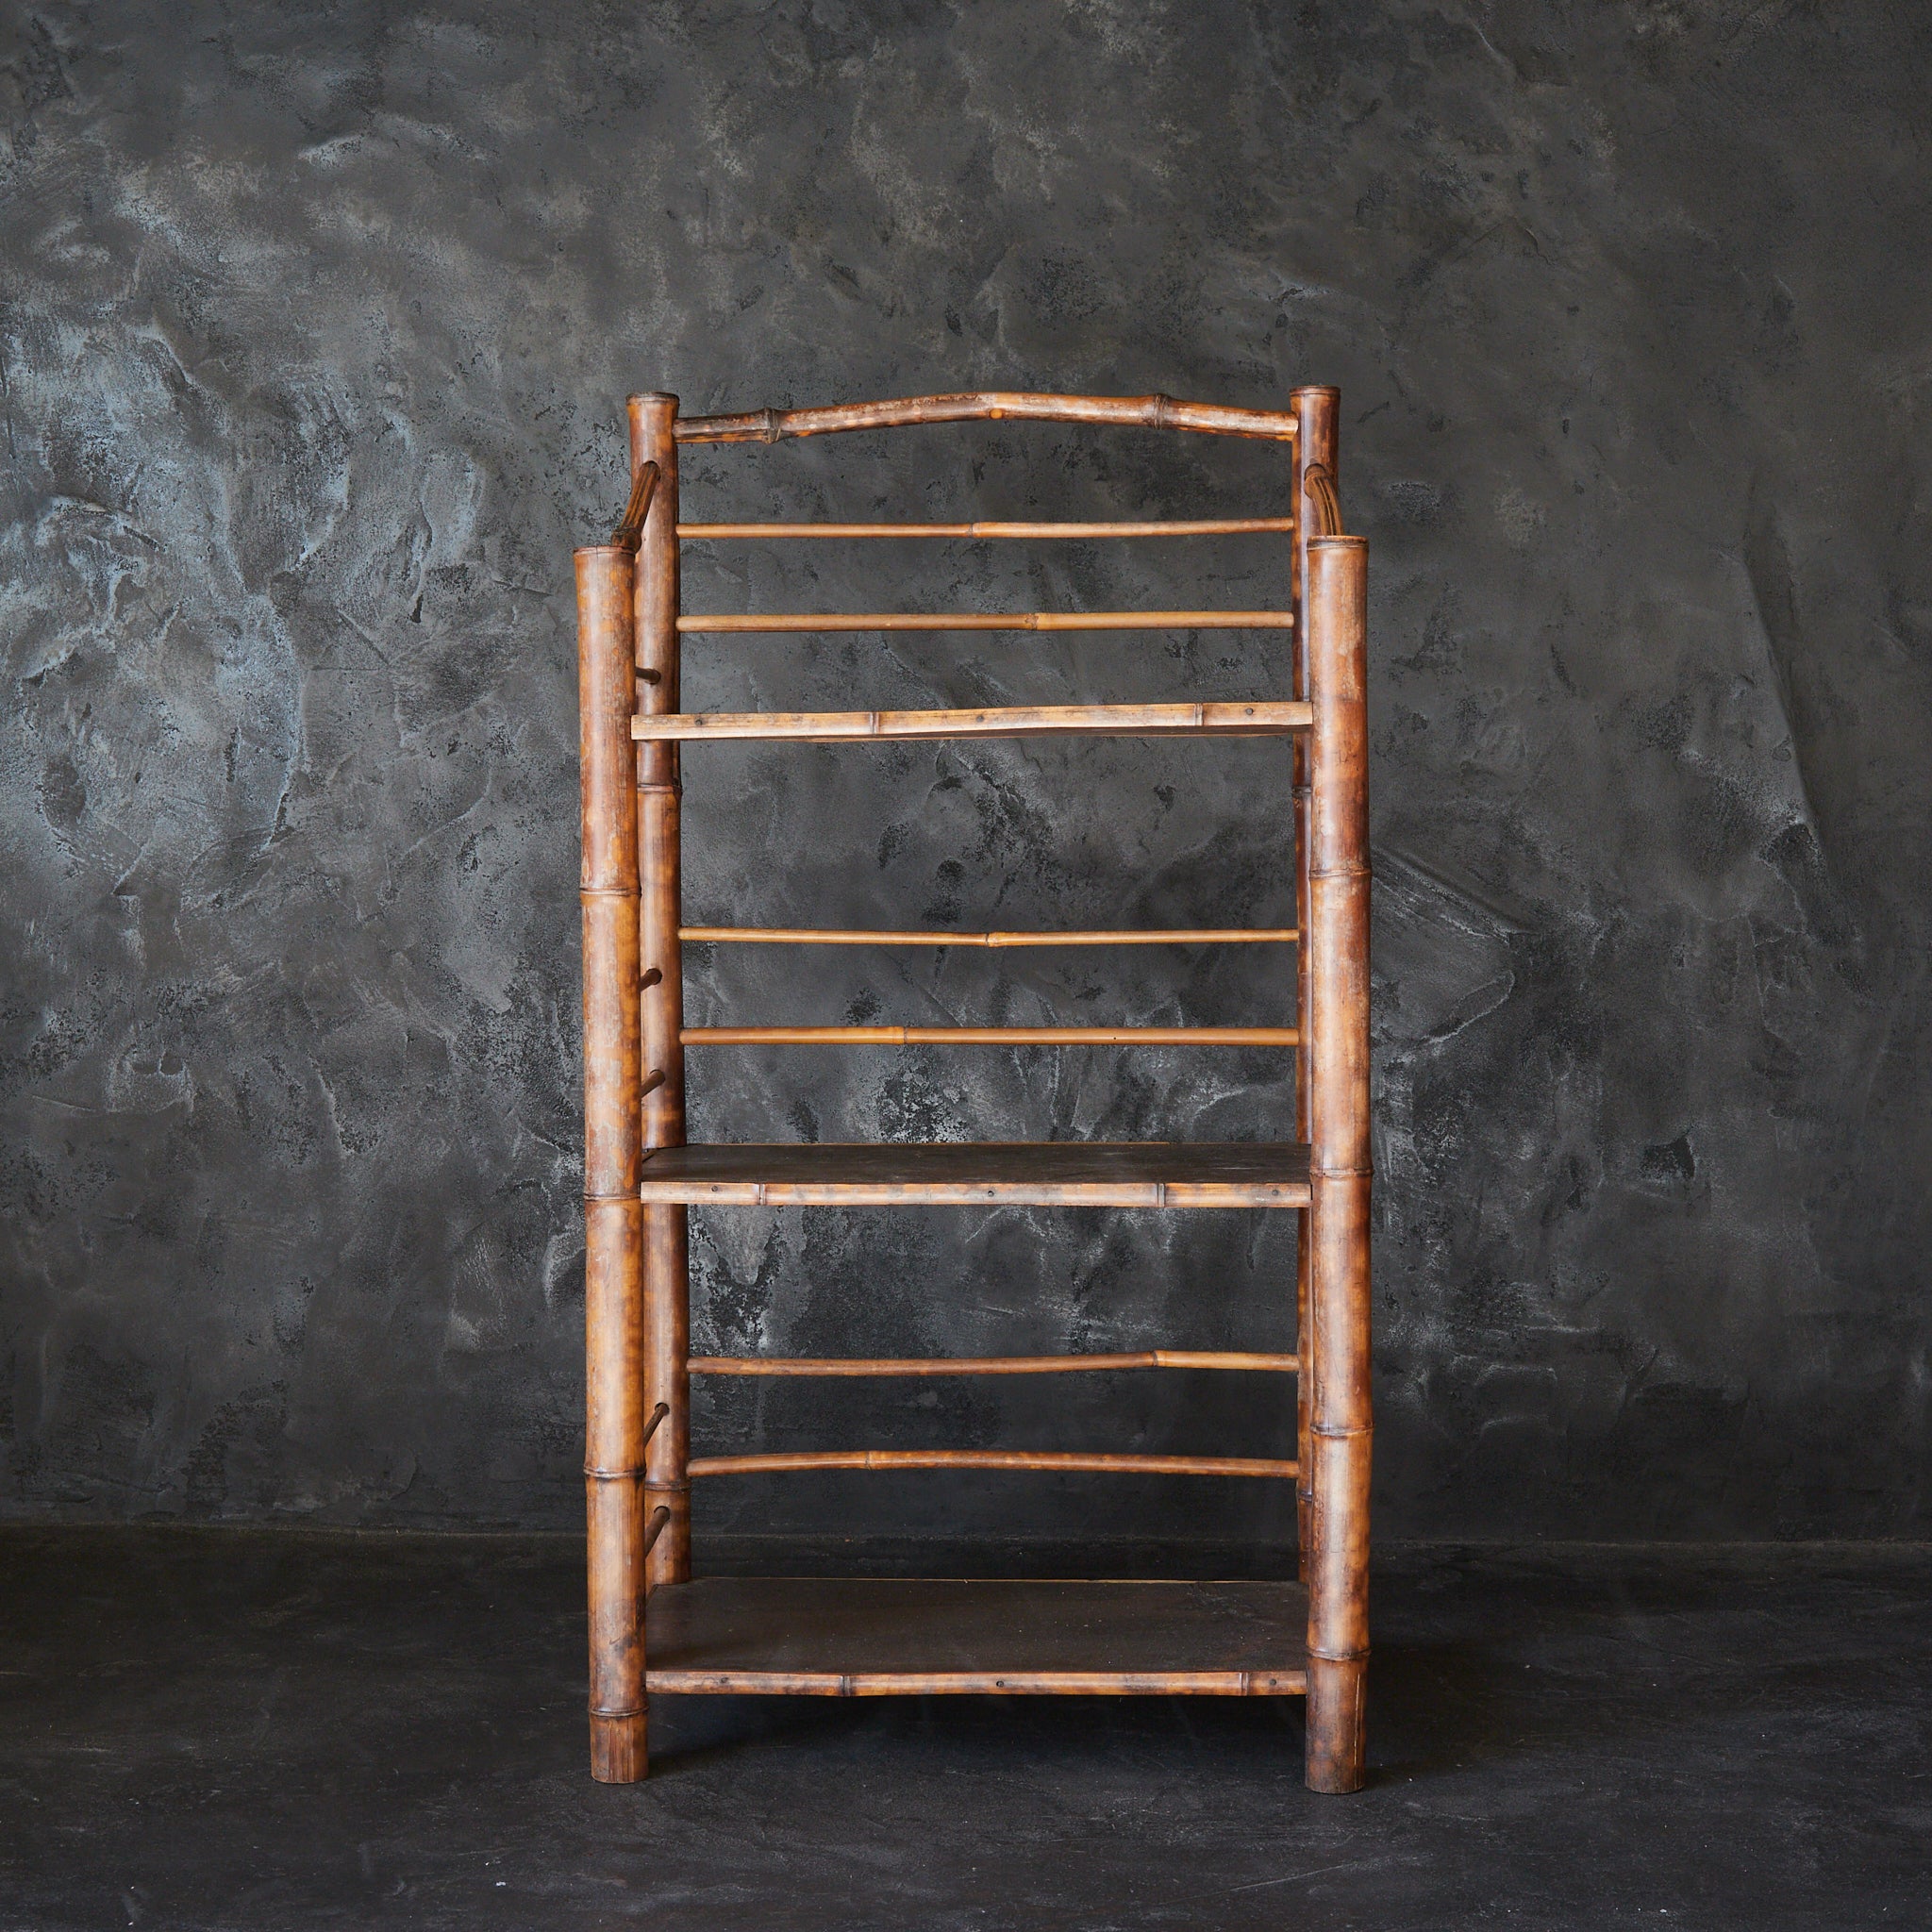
575, 386, 1372, 1793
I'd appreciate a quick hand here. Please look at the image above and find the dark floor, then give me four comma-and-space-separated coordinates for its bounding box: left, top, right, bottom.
2, 1530, 1927, 1930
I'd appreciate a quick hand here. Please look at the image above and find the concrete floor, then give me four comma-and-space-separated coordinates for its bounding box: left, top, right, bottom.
2, 1530, 1926, 1929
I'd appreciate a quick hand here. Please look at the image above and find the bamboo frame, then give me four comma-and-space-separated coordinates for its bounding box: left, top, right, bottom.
690, 1451, 1298, 1478
678, 609, 1291, 632
631, 702, 1311, 741
679, 519, 1295, 539
578, 386, 1368, 1795
690, 1352, 1299, 1375
681, 927, 1297, 946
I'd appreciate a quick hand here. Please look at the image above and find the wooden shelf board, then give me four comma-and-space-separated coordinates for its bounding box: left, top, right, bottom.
643, 1576, 1308, 1696
638, 1141, 1311, 1207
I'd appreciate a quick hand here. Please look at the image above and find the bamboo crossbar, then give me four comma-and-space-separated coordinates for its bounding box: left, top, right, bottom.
690, 1352, 1299, 1375
689, 1450, 1300, 1477
677, 610, 1292, 633
631, 702, 1312, 741
677, 518, 1297, 539
680, 926, 1298, 947
680, 1025, 1298, 1046
673, 391, 1299, 443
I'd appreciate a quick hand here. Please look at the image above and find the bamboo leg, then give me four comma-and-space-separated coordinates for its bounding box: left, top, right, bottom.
1291, 387, 1337, 1587
579, 543, 648, 1782
1303, 533, 1372, 1795
630, 392, 691, 1591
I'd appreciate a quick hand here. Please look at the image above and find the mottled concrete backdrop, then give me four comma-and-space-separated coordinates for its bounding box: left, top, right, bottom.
3, 2, 1927, 1540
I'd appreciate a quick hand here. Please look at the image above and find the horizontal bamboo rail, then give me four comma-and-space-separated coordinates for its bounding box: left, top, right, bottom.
677, 518, 1296, 539
681, 1026, 1298, 1046
678, 609, 1291, 633
673, 391, 1299, 444
690, 1352, 1298, 1375
645, 1667, 1307, 1696
689, 1450, 1299, 1477
680, 926, 1297, 946
632, 702, 1312, 741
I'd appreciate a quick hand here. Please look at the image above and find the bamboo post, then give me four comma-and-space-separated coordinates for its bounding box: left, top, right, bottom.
1302, 532, 1372, 1794
579, 542, 647, 1783
630, 392, 691, 1598
1291, 387, 1337, 1585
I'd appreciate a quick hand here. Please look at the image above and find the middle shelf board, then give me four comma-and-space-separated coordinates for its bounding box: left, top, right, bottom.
637, 1141, 1312, 1208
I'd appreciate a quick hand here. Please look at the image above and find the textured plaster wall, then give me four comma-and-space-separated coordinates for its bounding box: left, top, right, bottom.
3, 1, 1928, 1540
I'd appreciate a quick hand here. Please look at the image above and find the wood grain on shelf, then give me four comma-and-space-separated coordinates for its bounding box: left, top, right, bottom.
690, 1450, 1298, 1477
639, 1141, 1311, 1207
644, 1577, 1309, 1695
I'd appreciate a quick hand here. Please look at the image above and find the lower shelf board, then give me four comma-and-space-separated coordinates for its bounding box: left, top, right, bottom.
641, 1576, 1309, 1696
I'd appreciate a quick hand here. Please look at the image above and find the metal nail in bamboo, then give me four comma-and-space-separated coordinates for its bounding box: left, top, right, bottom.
1303, 530, 1373, 1794
629, 393, 691, 1613
578, 538, 646, 1784
1291, 385, 1339, 1590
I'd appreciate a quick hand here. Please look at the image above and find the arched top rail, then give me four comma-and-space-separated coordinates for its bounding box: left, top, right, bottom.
670, 391, 1300, 445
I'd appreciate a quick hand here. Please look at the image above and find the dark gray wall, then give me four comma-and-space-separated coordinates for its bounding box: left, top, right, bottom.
3, 1, 1928, 1541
